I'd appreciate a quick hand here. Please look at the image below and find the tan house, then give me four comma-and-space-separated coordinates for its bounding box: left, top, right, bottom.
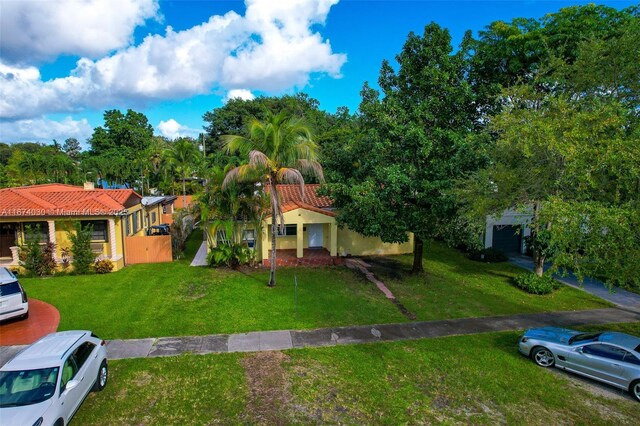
206, 184, 413, 266
0, 183, 159, 271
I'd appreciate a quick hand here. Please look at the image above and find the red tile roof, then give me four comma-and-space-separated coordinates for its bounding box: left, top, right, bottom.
266, 184, 335, 217
0, 184, 141, 217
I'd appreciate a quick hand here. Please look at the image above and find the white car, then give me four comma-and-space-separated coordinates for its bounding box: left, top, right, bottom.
0, 267, 28, 321
0, 331, 108, 426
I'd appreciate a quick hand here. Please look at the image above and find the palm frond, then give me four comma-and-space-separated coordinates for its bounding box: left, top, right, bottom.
222, 164, 254, 188
249, 150, 270, 169
296, 159, 325, 182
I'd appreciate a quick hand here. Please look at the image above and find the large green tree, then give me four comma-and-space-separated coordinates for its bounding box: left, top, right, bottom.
221, 111, 324, 287
164, 138, 201, 206
89, 109, 153, 156
464, 6, 639, 287
325, 23, 486, 273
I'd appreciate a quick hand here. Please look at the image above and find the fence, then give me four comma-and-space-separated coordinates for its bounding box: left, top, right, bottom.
124, 235, 172, 264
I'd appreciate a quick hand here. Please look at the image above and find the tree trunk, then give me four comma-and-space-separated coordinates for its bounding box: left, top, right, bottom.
268, 179, 278, 287
412, 235, 424, 274
532, 250, 545, 277
531, 201, 544, 277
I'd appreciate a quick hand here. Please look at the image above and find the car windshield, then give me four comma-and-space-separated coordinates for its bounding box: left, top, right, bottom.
0, 281, 20, 296
568, 332, 602, 345
0, 367, 59, 407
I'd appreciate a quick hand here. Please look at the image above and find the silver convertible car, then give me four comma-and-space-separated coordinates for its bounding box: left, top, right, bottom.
519, 327, 640, 402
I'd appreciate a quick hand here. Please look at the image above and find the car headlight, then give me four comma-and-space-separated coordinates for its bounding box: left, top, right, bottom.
520, 337, 529, 343
32, 418, 43, 426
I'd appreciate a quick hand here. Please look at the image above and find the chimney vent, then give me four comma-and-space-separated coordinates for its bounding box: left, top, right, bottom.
83, 182, 95, 191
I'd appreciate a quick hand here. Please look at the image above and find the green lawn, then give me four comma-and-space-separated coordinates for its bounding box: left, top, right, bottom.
21, 237, 610, 340
366, 241, 612, 320
73, 323, 640, 425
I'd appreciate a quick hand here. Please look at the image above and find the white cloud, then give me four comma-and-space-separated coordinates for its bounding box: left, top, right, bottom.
0, 0, 346, 120
0, 116, 93, 143
0, 0, 161, 64
157, 119, 200, 140
223, 89, 256, 103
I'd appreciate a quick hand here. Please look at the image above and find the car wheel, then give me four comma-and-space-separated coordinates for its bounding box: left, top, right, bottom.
92, 360, 108, 392
532, 347, 555, 368
630, 380, 640, 403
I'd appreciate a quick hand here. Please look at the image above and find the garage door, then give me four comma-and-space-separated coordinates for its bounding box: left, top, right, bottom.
492, 225, 522, 254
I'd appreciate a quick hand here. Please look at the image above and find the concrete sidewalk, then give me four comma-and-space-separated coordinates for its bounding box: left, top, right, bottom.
509, 256, 640, 312
3, 308, 637, 366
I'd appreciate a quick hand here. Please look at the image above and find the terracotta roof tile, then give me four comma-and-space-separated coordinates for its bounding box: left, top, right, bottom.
269, 184, 333, 208
0, 184, 142, 217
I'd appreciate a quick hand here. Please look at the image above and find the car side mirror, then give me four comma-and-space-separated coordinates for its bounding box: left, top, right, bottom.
576, 347, 583, 354
63, 379, 80, 393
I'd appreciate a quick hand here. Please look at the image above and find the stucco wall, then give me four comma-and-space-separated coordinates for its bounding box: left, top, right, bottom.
337, 228, 414, 257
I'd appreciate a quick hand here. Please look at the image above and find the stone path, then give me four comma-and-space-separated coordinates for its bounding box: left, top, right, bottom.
190, 241, 208, 266
509, 256, 640, 312
345, 258, 395, 299
3, 308, 637, 366
345, 257, 416, 319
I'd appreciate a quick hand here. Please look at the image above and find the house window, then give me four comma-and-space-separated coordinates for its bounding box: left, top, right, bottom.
276, 225, 297, 237
132, 211, 141, 234
242, 229, 256, 249
125, 215, 131, 236
80, 220, 108, 241
22, 222, 49, 243
151, 212, 157, 224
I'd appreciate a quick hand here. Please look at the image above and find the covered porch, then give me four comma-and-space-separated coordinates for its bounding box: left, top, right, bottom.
260, 205, 339, 267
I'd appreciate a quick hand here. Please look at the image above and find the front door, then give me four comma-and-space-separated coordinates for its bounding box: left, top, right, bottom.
307, 224, 323, 248
0, 223, 17, 258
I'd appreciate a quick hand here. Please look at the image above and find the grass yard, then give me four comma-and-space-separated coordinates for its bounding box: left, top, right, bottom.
73, 323, 640, 425
20, 235, 611, 340
366, 241, 612, 320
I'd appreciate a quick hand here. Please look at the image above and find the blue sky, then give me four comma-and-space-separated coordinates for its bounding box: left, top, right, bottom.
0, 0, 635, 145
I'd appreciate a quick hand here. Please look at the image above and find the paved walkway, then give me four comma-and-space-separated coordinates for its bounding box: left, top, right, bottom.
190, 241, 208, 266
509, 256, 640, 312
3, 308, 637, 366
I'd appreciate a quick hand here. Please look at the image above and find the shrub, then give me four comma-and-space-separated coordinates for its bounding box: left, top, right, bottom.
60, 247, 71, 270
94, 259, 114, 274
468, 247, 508, 263
67, 221, 95, 274
207, 243, 254, 269
18, 225, 56, 276
513, 272, 562, 295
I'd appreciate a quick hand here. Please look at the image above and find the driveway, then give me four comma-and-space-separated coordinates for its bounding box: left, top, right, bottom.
509, 255, 640, 312
0, 299, 60, 346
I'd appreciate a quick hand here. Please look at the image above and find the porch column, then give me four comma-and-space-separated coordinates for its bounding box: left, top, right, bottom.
296, 223, 304, 259
47, 220, 57, 261
108, 219, 118, 260
330, 222, 338, 257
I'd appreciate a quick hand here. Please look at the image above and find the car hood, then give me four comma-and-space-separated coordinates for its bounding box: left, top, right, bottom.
0, 398, 52, 424
523, 327, 582, 345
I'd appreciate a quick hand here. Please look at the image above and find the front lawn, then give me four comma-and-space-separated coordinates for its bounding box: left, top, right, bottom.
73, 323, 640, 425
20, 238, 611, 340
366, 241, 612, 320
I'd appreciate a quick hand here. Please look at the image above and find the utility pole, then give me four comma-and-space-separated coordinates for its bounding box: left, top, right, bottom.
201, 133, 206, 158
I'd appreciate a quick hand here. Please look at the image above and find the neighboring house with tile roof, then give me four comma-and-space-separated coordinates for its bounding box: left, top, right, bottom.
0, 183, 162, 271
206, 184, 413, 266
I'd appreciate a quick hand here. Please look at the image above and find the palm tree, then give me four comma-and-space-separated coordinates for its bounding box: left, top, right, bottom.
164, 138, 201, 207
221, 111, 324, 287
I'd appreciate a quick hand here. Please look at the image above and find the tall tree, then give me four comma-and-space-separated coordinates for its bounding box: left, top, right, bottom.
325, 23, 485, 273
464, 7, 640, 287
221, 111, 324, 287
89, 109, 153, 156
164, 138, 201, 206
63, 138, 82, 159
